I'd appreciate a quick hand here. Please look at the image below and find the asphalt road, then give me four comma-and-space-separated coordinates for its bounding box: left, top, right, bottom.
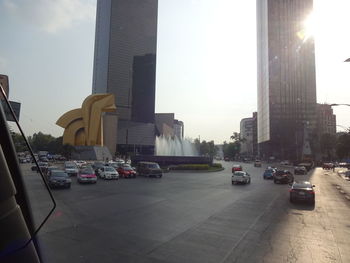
20, 162, 350, 263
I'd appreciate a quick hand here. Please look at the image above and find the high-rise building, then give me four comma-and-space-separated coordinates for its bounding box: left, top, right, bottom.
316, 104, 336, 136
92, 0, 158, 155
240, 117, 254, 156
174, 119, 184, 139
155, 113, 184, 139
256, 0, 317, 160
240, 112, 258, 158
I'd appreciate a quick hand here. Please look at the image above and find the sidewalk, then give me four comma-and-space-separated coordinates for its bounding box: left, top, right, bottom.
327, 168, 350, 201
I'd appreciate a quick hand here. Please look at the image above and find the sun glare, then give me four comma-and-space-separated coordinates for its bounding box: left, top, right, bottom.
302, 12, 316, 41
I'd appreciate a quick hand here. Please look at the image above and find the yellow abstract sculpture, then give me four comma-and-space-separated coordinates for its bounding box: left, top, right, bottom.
56, 94, 116, 146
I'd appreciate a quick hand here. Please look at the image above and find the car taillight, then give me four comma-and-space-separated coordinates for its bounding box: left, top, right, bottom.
289, 189, 296, 192
309, 191, 315, 195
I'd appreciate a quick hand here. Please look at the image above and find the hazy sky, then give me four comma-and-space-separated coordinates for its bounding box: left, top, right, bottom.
1, 0, 350, 144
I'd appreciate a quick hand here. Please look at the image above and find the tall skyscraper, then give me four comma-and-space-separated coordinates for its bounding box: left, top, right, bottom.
256, 0, 317, 160
92, 0, 158, 155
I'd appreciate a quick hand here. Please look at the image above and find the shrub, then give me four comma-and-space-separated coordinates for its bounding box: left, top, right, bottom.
211, 163, 222, 168
170, 164, 210, 170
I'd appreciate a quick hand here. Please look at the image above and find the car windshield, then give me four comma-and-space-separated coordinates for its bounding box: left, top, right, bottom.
65, 163, 77, 169
148, 164, 160, 169
81, 168, 94, 174
105, 167, 115, 172
234, 172, 245, 176
51, 172, 68, 178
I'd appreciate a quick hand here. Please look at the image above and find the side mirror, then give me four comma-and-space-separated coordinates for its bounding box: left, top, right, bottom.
313, 185, 315, 187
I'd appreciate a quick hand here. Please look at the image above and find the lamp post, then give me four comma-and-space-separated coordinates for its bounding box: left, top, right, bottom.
329, 103, 350, 107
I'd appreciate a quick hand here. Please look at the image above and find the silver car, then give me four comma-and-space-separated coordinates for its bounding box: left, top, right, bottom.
232, 171, 251, 185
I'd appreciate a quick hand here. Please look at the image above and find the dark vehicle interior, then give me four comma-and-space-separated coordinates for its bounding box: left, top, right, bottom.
0, 85, 55, 262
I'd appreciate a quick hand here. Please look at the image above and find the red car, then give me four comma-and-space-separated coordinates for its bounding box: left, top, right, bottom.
77, 167, 97, 184
117, 164, 136, 178
232, 164, 243, 173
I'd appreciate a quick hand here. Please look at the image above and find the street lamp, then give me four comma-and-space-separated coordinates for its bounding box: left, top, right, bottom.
329, 103, 350, 107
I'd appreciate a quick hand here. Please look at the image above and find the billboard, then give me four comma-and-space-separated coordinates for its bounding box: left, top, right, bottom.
0, 74, 9, 99
0, 100, 21, 122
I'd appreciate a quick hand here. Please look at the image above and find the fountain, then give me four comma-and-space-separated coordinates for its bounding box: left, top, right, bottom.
131, 136, 212, 166
155, 135, 197, 156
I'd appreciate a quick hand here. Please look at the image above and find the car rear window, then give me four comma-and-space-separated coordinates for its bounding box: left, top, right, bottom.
52, 172, 68, 177
234, 172, 245, 176
275, 171, 285, 175
148, 164, 160, 169
293, 183, 312, 188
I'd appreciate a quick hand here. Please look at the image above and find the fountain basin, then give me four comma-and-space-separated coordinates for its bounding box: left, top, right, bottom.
131, 155, 213, 167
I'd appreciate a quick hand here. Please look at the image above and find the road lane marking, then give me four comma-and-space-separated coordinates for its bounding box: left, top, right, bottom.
220, 192, 281, 263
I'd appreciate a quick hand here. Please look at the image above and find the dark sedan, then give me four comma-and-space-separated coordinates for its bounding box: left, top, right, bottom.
274, 170, 294, 184
294, 166, 307, 175
289, 181, 315, 204
48, 170, 71, 189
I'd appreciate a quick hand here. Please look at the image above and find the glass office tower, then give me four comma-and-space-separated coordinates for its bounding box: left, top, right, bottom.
92, 0, 158, 155
257, 0, 317, 160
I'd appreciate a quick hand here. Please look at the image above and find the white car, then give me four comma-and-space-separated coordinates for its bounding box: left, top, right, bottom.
280, 160, 291, 166
232, 171, 251, 185
64, 162, 79, 176
99, 166, 119, 180
75, 160, 87, 168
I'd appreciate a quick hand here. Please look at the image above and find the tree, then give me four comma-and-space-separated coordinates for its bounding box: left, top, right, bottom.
29, 132, 56, 152
319, 133, 336, 160
224, 132, 244, 159
336, 133, 350, 160
223, 142, 240, 159
61, 144, 76, 160
47, 136, 63, 154
10, 132, 27, 152
230, 132, 246, 143
194, 139, 217, 157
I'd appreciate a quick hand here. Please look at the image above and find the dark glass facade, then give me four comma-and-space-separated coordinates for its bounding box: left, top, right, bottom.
131, 54, 156, 124
92, 0, 158, 155
257, 0, 317, 160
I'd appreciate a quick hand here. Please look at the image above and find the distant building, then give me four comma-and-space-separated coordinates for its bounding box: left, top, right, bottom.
240, 112, 258, 157
174, 120, 184, 138
257, 0, 317, 160
155, 113, 184, 138
155, 113, 175, 137
92, 0, 158, 155
252, 112, 258, 156
316, 104, 336, 136
240, 117, 254, 156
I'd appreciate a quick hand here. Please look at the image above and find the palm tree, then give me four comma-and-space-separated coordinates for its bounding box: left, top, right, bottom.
230, 132, 246, 143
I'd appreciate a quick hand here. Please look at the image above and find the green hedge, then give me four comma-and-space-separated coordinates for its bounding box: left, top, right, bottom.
170, 164, 210, 170
211, 163, 222, 168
